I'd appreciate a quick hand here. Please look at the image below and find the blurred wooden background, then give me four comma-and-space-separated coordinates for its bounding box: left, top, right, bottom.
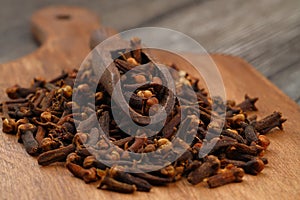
0, 0, 299, 104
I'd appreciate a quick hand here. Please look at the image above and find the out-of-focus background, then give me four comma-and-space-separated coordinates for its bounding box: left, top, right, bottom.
0, 0, 299, 104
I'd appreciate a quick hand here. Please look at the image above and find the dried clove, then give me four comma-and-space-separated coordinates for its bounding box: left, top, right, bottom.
257, 135, 270, 149
236, 95, 258, 112
17, 123, 39, 155
97, 169, 137, 193
233, 143, 264, 156
243, 158, 265, 175
221, 129, 246, 144
253, 112, 287, 134
242, 123, 258, 144
66, 162, 98, 183
206, 165, 244, 188
110, 166, 152, 192
2, 118, 17, 134
220, 158, 246, 168
187, 155, 220, 185
37, 144, 75, 166
133, 172, 173, 186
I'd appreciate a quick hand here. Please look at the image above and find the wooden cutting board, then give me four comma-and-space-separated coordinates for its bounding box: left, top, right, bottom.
0, 6, 299, 200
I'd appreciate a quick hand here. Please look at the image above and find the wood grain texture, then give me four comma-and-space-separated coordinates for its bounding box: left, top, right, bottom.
0, 6, 299, 200
141, 0, 300, 104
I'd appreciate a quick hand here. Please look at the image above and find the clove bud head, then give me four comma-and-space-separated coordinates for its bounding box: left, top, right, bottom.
2, 118, 17, 134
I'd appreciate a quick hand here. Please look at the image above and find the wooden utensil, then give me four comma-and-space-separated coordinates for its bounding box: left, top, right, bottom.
0, 6, 299, 200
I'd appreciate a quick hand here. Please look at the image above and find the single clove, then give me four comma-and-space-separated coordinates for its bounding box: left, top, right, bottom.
97, 169, 137, 193
206, 165, 244, 188
110, 166, 152, 192
17, 123, 39, 155
37, 144, 75, 166
66, 162, 98, 183
187, 155, 220, 185
253, 112, 287, 134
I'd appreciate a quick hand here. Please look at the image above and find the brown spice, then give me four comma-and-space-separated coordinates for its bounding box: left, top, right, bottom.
206, 165, 244, 188
0, 37, 287, 193
187, 155, 220, 185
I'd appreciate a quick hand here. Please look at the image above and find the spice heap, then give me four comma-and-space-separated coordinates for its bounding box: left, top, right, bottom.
0, 38, 287, 193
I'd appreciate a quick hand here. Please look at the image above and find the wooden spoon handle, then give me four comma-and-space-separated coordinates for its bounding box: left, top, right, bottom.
0, 6, 102, 90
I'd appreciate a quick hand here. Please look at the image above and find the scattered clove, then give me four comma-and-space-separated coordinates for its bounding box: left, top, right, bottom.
243, 158, 265, 175
236, 95, 258, 112
110, 166, 152, 192
187, 155, 220, 185
97, 169, 137, 193
133, 172, 173, 186
206, 165, 244, 188
253, 112, 287, 134
37, 144, 75, 166
66, 162, 98, 183
17, 123, 39, 155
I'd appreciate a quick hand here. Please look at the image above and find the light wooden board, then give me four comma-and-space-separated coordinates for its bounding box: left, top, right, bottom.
0, 6, 299, 200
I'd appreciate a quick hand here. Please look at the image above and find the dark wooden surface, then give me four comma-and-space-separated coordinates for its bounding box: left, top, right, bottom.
0, 0, 299, 103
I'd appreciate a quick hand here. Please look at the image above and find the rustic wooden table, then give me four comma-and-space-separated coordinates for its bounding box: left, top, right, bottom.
1, 0, 299, 104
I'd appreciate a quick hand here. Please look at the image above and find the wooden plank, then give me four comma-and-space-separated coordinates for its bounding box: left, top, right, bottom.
252, 33, 300, 77
269, 59, 300, 101
0, 7, 300, 199
142, 0, 300, 103
95, 0, 198, 30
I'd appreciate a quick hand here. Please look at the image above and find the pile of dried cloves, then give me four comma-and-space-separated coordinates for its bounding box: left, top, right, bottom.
0, 38, 287, 193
